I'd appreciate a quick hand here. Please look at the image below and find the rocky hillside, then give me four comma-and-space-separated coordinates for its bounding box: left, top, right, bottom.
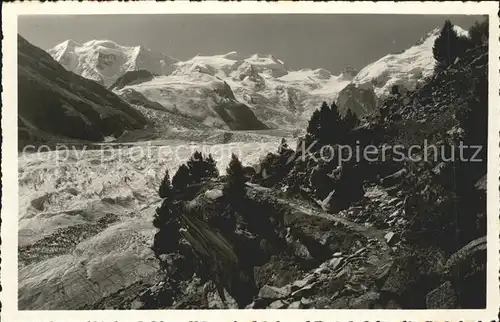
87, 21, 489, 310
18, 35, 149, 147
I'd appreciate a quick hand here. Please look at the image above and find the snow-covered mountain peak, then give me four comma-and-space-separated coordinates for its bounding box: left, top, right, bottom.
222, 51, 243, 60
350, 25, 469, 98
48, 39, 178, 87
338, 66, 359, 80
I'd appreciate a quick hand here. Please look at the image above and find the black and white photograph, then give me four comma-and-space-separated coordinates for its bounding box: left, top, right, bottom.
1, 2, 499, 321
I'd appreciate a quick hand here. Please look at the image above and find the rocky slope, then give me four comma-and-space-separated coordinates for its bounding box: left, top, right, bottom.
18, 35, 149, 147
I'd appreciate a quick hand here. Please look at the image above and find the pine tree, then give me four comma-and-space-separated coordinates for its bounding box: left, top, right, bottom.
306, 101, 347, 145
318, 101, 335, 144
329, 102, 343, 125
186, 151, 219, 183
306, 109, 321, 140
326, 102, 345, 143
469, 18, 489, 46
433, 20, 467, 70
205, 154, 219, 178
158, 169, 172, 199
172, 164, 191, 190
343, 109, 359, 131
224, 153, 246, 197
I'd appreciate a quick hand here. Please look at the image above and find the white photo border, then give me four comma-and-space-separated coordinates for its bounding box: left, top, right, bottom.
2, 1, 499, 321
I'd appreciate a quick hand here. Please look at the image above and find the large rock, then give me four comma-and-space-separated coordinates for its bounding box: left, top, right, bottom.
425, 281, 459, 309
291, 281, 319, 299
384, 232, 399, 246
444, 235, 486, 278
258, 285, 292, 300
109, 70, 156, 90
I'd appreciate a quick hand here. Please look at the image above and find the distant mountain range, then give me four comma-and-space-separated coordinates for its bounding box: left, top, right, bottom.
17, 25, 468, 146
47, 25, 467, 129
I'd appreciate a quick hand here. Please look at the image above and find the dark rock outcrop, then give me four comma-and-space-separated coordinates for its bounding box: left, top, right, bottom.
108, 70, 156, 90
336, 83, 377, 117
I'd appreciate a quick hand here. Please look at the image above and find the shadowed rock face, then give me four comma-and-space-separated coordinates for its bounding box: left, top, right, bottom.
212, 101, 268, 131
336, 83, 378, 117
18, 35, 149, 147
108, 70, 156, 91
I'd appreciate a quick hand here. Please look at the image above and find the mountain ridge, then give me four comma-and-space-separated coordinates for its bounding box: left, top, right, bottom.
18, 35, 150, 147
45, 24, 468, 128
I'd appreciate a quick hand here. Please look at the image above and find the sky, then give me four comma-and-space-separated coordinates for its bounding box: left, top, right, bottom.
18, 14, 484, 74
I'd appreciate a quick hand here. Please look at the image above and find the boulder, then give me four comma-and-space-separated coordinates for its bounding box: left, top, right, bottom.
204, 189, 224, 200
269, 300, 287, 309
444, 236, 487, 308
381, 247, 446, 308
287, 301, 302, 309
384, 232, 399, 246
380, 169, 407, 187
291, 281, 319, 299
300, 297, 312, 308
328, 257, 343, 271
444, 235, 486, 278
258, 285, 292, 300
291, 274, 316, 291
425, 281, 459, 309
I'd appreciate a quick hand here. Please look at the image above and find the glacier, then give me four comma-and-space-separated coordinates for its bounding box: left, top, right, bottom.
18, 137, 282, 309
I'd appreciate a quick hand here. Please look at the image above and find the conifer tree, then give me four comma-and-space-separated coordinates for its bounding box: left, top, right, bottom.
224, 153, 246, 197
205, 154, 219, 178
433, 20, 468, 70
172, 164, 191, 190
306, 101, 347, 145
343, 109, 359, 131
327, 102, 345, 143
469, 19, 489, 46
186, 151, 219, 183
390, 84, 400, 97
158, 169, 172, 199
306, 108, 321, 140
318, 101, 335, 144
